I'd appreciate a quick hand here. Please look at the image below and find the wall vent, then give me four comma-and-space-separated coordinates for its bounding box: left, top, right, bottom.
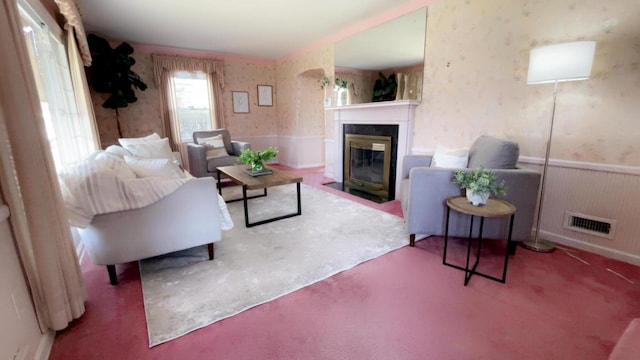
563, 211, 616, 240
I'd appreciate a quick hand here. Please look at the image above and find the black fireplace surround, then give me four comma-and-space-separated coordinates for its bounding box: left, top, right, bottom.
343, 124, 399, 201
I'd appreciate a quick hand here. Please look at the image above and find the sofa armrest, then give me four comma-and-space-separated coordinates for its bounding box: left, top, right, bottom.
231, 140, 251, 156
78, 178, 222, 265
402, 155, 433, 180
187, 143, 208, 177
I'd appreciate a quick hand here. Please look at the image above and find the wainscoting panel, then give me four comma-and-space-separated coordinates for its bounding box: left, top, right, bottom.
520, 158, 640, 265
276, 135, 325, 169
324, 138, 335, 179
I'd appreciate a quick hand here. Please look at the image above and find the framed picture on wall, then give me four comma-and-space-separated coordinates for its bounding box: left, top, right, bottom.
257, 85, 273, 107
232, 91, 249, 113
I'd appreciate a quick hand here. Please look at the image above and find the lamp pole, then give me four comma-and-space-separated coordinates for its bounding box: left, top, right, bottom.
521, 81, 558, 252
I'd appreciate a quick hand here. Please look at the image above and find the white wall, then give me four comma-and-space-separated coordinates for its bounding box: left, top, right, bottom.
0, 204, 51, 359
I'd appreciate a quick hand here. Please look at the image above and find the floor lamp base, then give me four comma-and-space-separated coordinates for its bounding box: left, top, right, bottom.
520, 240, 555, 253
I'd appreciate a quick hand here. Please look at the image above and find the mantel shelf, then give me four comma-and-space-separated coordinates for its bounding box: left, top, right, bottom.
325, 99, 420, 111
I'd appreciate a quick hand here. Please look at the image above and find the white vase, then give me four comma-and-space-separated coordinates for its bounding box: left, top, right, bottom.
466, 190, 490, 206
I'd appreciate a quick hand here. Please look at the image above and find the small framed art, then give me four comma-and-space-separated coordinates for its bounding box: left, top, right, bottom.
232, 91, 249, 113
257, 85, 273, 107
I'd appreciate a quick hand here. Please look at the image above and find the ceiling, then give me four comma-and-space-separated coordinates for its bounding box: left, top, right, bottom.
79, 0, 427, 67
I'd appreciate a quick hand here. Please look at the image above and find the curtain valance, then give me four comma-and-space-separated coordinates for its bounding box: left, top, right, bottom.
152, 53, 225, 87
53, 0, 91, 66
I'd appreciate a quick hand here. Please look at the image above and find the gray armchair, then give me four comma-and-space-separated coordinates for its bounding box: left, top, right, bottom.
187, 129, 251, 179
400, 136, 541, 250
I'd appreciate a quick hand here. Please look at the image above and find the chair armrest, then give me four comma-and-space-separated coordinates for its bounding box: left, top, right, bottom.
187, 143, 208, 177
402, 155, 433, 179
231, 141, 251, 156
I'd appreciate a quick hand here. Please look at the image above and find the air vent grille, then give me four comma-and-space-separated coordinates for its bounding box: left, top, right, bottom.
564, 211, 616, 240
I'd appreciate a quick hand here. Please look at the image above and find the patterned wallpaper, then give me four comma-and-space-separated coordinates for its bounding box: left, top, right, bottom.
91, 0, 639, 166
92, 50, 279, 147
276, 45, 333, 137
417, 0, 640, 166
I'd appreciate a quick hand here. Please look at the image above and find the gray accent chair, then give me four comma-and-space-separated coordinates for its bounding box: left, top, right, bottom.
400, 136, 541, 251
187, 129, 251, 179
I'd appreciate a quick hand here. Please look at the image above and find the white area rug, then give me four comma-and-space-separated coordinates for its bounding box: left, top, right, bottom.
140, 183, 407, 347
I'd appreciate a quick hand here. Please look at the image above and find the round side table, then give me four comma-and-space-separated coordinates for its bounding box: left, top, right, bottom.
443, 196, 516, 286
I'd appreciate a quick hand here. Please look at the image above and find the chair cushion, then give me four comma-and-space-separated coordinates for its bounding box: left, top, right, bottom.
197, 134, 230, 159
193, 129, 234, 155
467, 135, 519, 169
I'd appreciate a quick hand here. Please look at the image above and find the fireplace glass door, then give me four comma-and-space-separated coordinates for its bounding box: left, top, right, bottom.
344, 134, 392, 201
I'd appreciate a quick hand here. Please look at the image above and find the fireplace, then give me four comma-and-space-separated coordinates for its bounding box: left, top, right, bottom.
343, 125, 398, 201
325, 100, 420, 201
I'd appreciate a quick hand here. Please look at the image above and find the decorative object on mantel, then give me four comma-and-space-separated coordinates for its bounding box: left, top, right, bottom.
372, 72, 397, 102
87, 34, 148, 137
453, 167, 506, 206
319, 75, 332, 107
522, 40, 596, 253
238, 147, 278, 174
334, 77, 348, 106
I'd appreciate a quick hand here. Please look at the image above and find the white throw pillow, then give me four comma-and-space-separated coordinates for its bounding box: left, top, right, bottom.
94, 151, 137, 179
197, 134, 229, 159
104, 144, 133, 158
124, 156, 186, 179
431, 145, 469, 169
118, 133, 161, 146
120, 137, 174, 160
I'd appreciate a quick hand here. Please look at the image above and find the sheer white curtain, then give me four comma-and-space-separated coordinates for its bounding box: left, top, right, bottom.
0, 0, 85, 331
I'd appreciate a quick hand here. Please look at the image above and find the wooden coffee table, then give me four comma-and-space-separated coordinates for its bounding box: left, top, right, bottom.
216, 165, 302, 227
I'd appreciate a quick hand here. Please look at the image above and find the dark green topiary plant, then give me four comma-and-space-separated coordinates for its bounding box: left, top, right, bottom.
87, 34, 148, 137
372, 72, 397, 102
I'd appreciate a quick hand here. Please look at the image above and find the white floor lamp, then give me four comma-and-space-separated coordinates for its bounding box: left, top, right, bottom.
521, 41, 597, 252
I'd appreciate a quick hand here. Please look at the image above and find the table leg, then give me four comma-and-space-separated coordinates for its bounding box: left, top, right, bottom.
443, 206, 451, 265
244, 183, 302, 227
500, 213, 516, 283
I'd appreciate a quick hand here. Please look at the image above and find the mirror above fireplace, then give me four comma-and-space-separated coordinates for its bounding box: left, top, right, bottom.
333, 7, 427, 105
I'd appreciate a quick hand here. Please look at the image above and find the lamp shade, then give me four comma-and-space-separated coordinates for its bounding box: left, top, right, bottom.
527, 41, 596, 84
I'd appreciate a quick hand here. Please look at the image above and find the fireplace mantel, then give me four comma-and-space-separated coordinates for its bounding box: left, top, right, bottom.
325, 100, 420, 200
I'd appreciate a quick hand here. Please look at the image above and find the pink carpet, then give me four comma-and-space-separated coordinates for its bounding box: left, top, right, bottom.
49, 166, 640, 360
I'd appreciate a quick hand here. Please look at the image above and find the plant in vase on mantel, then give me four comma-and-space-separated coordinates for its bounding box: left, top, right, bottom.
238, 147, 279, 173
453, 167, 506, 206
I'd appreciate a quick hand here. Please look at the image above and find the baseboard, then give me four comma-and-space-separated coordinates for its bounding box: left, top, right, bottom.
541, 230, 640, 266
34, 330, 55, 360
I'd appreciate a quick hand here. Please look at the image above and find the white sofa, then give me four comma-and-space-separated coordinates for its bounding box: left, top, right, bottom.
77, 177, 223, 285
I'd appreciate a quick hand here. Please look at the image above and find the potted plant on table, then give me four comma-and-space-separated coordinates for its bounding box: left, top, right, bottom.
453, 167, 506, 206
238, 147, 279, 173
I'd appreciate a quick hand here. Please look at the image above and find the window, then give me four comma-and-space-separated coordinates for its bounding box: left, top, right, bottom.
19, 1, 97, 171
170, 71, 216, 141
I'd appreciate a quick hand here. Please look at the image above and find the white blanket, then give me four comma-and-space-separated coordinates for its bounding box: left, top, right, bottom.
59, 152, 233, 230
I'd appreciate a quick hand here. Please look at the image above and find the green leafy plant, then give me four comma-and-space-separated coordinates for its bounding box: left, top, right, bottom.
318, 76, 331, 89
87, 34, 148, 137
452, 167, 506, 195
335, 77, 347, 89
372, 72, 397, 102
238, 147, 279, 172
